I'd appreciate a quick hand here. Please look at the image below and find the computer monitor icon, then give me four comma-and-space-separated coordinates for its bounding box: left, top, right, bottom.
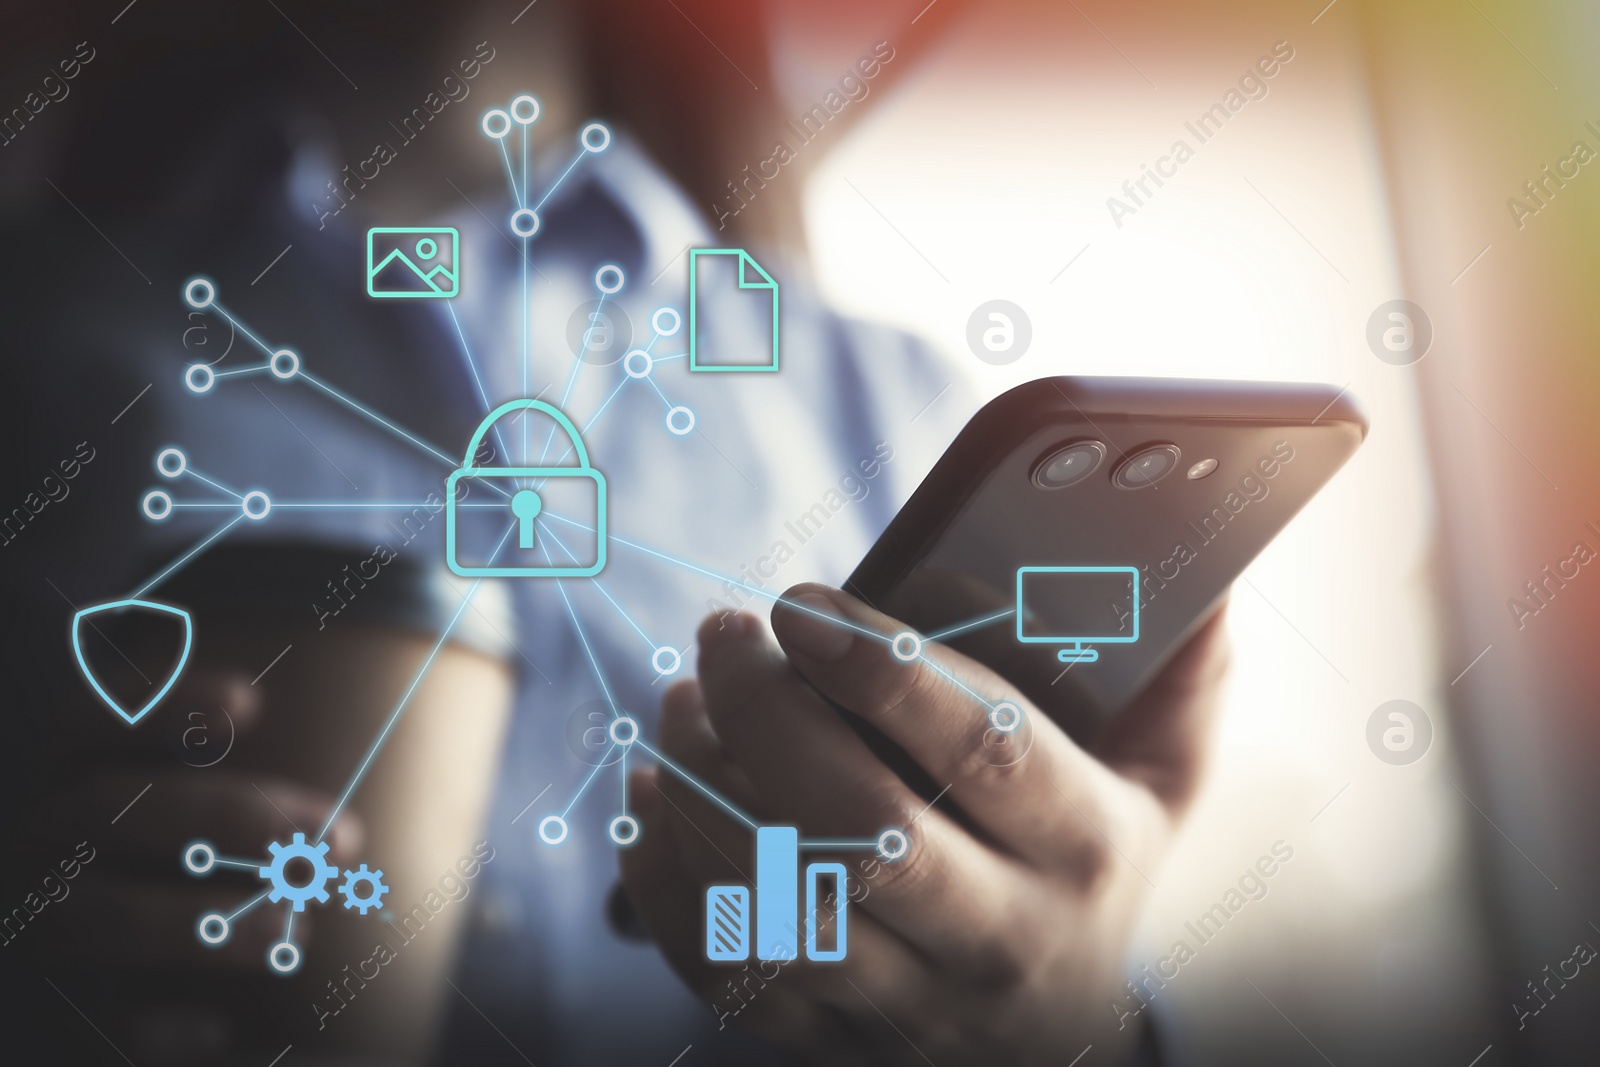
1015, 565, 1141, 663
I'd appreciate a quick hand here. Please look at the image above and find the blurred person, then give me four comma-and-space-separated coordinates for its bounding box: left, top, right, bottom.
0, 2, 1227, 1064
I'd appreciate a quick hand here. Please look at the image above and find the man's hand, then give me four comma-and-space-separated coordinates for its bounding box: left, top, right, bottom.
621, 582, 1230, 1065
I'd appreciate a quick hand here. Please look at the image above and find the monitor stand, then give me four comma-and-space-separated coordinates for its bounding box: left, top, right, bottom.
1056, 644, 1099, 664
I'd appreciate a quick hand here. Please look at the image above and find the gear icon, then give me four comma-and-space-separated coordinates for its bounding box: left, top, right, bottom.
258, 832, 338, 912
338, 864, 389, 915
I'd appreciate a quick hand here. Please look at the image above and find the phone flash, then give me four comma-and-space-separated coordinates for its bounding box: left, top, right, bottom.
1186, 458, 1218, 480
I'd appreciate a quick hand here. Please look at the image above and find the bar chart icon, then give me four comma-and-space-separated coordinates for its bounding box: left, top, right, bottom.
705, 826, 849, 962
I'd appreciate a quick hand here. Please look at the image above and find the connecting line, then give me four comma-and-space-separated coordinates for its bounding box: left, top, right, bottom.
537, 520, 657, 651
633, 737, 760, 830
641, 329, 662, 355
621, 746, 629, 816
283, 907, 296, 944
314, 578, 484, 844
183, 467, 243, 499
130, 514, 246, 598
538, 290, 610, 466
296, 370, 461, 469
925, 608, 1016, 643
644, 374, 677, 411
580, 376, 631, 439
168, 501, 500, 510
800, 839, 880, 851
558, 742, 618, 819
212, 364, 271, 379
210, 303, 278, 360
212, 856, 263, 871
497, 137, 523, 209
540, 513, 887, 644
532, 147, 588, 213
539, 512, 1000, 718
227, 890, 272, 922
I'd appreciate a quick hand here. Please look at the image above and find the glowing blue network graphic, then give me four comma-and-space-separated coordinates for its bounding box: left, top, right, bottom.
62, 92, 1075, 973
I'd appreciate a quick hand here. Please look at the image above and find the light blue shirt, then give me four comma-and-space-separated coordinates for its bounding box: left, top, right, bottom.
72, 129, 967, 1063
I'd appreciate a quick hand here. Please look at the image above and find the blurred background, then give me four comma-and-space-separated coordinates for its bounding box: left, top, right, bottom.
4, 0, 1599, 1064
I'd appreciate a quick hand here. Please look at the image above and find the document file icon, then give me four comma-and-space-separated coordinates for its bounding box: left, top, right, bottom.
367, 227, 459, 298
688, 248, 779, 372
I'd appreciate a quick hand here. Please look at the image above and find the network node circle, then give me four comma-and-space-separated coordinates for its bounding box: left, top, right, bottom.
270, 349, 300, 379
651, 307, 682, 336
185, 364, 216, 393
623, 350, 653, 379
665, 406, 696, 436
988, 701, 1023, 734
155, 448, 187, 478
891, 632, 923, 662
268, 942, 302, 974
482, 109, 512, 139
538, 815, 569, 845
197, 913, 230, 945
183, 841, 216, 875
142, 491, 173, 521
608, 716, 639, 746
510, 208, 541, 238
877, 829, 910, 862
609, 815, 640, 846
510, 94, 541, 125
581, 123, 612, 153
241, 491, 272, 521
594, 264, 624, 294
652, 646, 681, 675
183, 278, 215, 309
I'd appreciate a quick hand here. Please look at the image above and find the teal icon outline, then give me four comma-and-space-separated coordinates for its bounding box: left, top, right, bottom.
688, 248, 779, 372
71, 598, 194, 726
1015, 565, 1141, 664
366, 227, 460, 299
445, 399, 607, 578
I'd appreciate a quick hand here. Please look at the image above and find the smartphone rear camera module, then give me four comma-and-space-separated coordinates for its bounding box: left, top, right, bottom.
1186, 458, 1218, 480
1033, 441, 1106, 489
1113, 444, 1181, 490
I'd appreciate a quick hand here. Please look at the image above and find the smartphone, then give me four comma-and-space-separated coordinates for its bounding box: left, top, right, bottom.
845, 375, 1366, 737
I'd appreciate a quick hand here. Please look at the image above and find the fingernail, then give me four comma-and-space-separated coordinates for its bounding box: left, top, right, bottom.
775, 592, 854, 662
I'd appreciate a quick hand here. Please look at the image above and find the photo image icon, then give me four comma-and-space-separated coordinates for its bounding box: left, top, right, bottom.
366, 227, 460, 298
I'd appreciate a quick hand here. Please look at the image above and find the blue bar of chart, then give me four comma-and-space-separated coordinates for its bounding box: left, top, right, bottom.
755, 826, 799, 961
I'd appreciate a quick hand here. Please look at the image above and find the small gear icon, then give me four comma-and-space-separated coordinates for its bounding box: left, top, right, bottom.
258, 832, 338, 912
338, 864, 389, 915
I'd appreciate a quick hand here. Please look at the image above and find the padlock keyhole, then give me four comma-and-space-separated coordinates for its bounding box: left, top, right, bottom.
511, 489, 543, 549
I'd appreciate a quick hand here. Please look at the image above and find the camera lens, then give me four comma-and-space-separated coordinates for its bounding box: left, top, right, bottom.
1113, 444, 1181, 490
1033, 441, 1106, 489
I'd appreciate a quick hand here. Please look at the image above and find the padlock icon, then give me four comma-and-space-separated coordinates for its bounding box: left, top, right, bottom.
446, 399, 607, 578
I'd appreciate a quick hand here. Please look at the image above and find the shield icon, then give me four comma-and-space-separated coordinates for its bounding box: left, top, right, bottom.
70, 599, 194, 726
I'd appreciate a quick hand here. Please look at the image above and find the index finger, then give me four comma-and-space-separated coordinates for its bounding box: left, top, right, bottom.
770, 584, 1153, 874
